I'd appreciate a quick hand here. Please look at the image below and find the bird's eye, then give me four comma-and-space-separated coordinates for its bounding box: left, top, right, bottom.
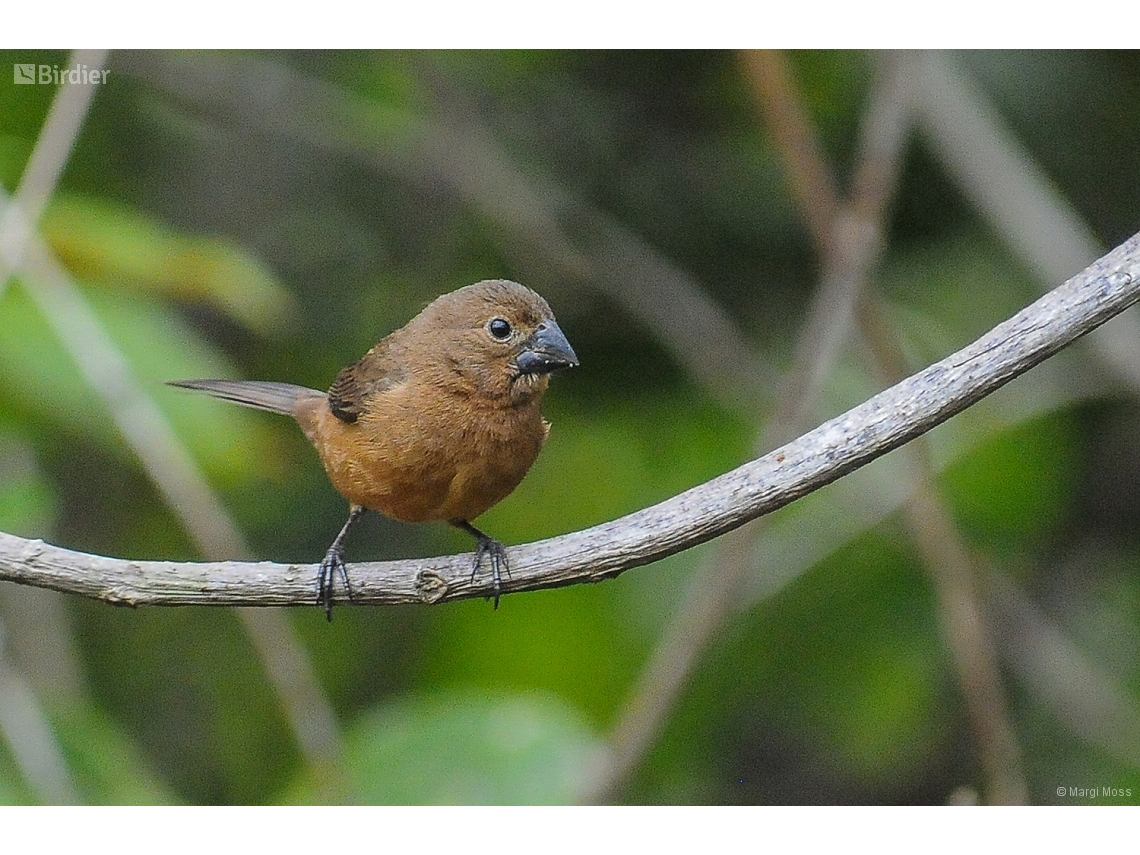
488, 318, 512, 340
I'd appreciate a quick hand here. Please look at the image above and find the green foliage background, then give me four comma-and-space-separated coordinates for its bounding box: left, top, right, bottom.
1, 50, 1140, 804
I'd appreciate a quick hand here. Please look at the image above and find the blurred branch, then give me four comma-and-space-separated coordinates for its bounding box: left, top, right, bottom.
0, 50, 105, 806
0, 199, 249, 558
2, 230, 1138, 606
743, 50, 1027, 805
235, 608, 344, 788
739, 50, 841, 253
587, 51, 915, 802
0, 639, 80, 804
913, 52, 1100, 286
0, 49, 107, 284
989, 571, 1140, 769
0, 190, 343, 776
771, 51, 911, 433
0, 585, 85, 703
860, 299, 1027, 805
913, 51, 1140, 392
727, 48, 1140, 804
0, 57, 343, 776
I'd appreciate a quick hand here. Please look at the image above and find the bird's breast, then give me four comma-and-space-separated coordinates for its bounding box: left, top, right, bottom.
297, 386, 548, 524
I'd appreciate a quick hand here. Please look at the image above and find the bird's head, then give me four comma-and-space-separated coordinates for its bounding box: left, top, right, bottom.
413, 279, 578, 404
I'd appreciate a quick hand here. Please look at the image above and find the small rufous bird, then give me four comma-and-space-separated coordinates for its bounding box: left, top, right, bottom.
170, 279, 578, 618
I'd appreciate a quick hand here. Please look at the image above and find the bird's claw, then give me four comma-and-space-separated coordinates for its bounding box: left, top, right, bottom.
471, 536, 510, 609
317, 546, 354, 621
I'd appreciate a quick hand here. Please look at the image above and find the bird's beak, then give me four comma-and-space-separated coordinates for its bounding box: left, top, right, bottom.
514, 320, 579, 376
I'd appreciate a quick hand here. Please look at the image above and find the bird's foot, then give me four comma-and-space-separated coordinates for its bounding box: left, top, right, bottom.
317, 545, 355, 622
471, 536, 510, 609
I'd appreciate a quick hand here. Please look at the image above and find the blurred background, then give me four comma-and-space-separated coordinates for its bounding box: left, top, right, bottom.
1, 49, 1139, 805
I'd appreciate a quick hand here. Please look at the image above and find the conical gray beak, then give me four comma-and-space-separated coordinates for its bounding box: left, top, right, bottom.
515, 320, 579, 376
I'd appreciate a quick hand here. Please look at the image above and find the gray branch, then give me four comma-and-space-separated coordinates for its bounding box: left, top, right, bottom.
3, 232, 1140, 609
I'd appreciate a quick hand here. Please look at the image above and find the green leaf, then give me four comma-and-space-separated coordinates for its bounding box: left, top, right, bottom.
40, 194, 295, 334
0, 280, 284, 483
285, 690, 603, 804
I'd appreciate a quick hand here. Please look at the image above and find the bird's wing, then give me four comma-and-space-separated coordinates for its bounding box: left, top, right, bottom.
327, 338, 408, 424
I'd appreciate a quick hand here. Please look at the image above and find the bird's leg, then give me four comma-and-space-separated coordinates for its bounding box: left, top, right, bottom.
455, 520, 510, 609
318, 504, 366, 621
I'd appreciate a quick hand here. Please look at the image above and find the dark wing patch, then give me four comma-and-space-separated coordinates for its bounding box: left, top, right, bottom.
327, 339, 406, 423
327, 367, 363, 423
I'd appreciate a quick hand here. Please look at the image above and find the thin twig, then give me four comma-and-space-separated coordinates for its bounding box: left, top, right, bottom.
2, 231, 1138, 607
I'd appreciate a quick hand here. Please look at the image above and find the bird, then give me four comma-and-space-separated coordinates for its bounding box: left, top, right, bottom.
169, 279, 578, 619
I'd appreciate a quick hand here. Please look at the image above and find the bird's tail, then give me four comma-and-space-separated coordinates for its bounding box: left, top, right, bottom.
166, 379, 325, 416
